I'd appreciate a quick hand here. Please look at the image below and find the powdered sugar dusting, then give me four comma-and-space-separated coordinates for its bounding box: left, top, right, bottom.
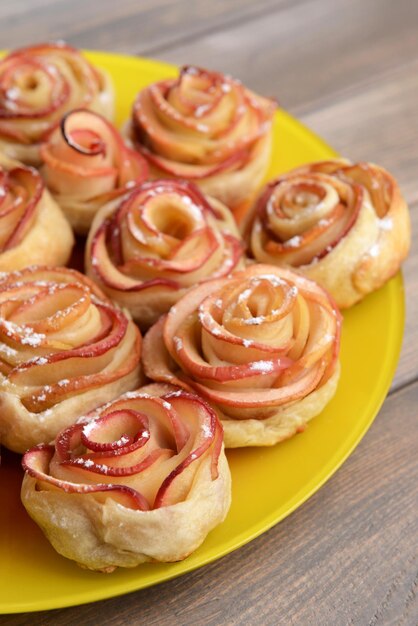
179, 194, 204, 221
38, 408, 53, 422
165, 390, 184, 398
318, 218, 330, 227
77, 458, 95, 468
82, 421, 97, 436
256, 274, 286, 287
121, 390, 146, 400
1, 320, 46, 346
29, 356, 48, 365
286, 235, 302, 248
174, 336, 183, 351
202, 423, 213, 438
379, 216, 393, 231
250, 360, 274, 373
238, 288, 252, 303
0, 343, 17, 358
115, 435, 130, 447
195, 104, 210, 118
243, 316, 264, 326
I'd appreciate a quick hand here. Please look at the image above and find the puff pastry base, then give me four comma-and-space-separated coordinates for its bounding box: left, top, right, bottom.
21, 451, 230, 572
0, 154, 74, 271
222, 363, 340, 447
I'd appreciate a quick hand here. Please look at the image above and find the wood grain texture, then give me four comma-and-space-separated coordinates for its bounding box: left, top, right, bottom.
0, 0, 417, 624
156, 0, 418, 111
3, 382, 417, 625
301, 61, 418, 392
0, 0, 288, 55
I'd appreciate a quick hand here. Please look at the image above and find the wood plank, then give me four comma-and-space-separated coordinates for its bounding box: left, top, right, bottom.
300, 61, 418, 391
155, 0, 418, 111
300, 61, 418, 201
4, 379, 417, 625
0, 0, 288, 55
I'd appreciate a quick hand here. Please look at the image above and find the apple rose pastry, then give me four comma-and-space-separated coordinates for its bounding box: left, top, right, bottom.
0, 153, 74, 271
40, 109, 149, 234
85, 179, 245, 329
0, 266, 141, 453
21, 384, 231, 572
247, 160, 411, 308
126, 65, 276, 225
143, 264, 341, 447
0, 42, 113, 166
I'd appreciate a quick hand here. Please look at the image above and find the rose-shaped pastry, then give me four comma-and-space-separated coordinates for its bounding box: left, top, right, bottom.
0, 42, 113, 166
247, 159, 411, 308
126, 66, 276, 225
0, 266, 141, 453
21, 384, 231, 572
85, 179, 245, 329
0, 153, 74, 271
40, 109, 149, 234
143, 264, 341, 447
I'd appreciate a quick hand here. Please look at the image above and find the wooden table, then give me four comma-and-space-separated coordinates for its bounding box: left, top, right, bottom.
2, 1, 417, 624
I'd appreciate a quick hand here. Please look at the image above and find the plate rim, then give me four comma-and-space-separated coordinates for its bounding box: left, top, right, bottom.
0, 49, 406, 614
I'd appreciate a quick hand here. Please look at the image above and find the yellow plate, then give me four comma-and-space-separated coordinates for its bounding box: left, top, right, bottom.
0, 51, 405, 613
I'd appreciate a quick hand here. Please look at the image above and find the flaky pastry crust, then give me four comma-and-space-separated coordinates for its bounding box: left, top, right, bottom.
0, 153, 74, 271
125, 65, 276, 225
0, 266, 141, 452
85, 180, 245, 330
143, 264, 341, 447
40, 109, 148, 234
247, 159, 411, 308
0, 42, 114, 166
21, 385, 231, 571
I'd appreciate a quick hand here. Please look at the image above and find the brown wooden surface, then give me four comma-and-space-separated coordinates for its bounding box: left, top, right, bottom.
1, 1, 417, 624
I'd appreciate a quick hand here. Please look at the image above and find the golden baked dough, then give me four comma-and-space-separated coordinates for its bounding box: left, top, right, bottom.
0, 153, 74, 271
143, 264, 341, 447
247, 159, 411, 308
124, 66, 276, 226
0, 42, 114, 166
21, 384, 231, 572
85, 179, 245, 330
40, 109, 148, 234
0, 266, 141, 453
